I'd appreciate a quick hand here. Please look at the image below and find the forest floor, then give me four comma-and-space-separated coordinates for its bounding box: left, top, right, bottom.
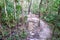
0, 14, 52, 40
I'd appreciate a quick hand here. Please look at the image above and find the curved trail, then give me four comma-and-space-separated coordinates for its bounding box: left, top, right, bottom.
26, 14, 52, 40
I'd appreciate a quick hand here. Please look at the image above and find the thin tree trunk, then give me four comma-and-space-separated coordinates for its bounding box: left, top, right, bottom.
39, 0, 43, 17
13, 0, 19, 36
28, 0, 32, 14
0, 5, 3, 40
20, 0, 26, 30
4, 0, 12, 39
0, 6, 2, 28
39, 0, 43, 27
14, 0, 17, 19
45, 0, 49, 15
4, 0, 8, 17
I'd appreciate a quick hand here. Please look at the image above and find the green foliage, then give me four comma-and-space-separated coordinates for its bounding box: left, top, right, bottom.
1, 0, 22, 28
6, 35, 21, 40
44, 13, 57, 22
0, 0, 60, 40
39, 0, 60, 40
2, 30, 9, 36
20, 29, 27, 39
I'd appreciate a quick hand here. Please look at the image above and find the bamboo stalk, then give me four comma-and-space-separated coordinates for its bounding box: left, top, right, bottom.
4, 0, 12, 39
4, 0, 8, 17
13, 0, 19, 36
14, 0, 17, 19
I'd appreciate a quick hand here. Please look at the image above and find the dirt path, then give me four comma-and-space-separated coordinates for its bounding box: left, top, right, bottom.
26, 14, 52, 40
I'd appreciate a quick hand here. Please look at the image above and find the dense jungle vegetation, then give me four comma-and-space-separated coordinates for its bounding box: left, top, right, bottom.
0, 0, 60, 40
